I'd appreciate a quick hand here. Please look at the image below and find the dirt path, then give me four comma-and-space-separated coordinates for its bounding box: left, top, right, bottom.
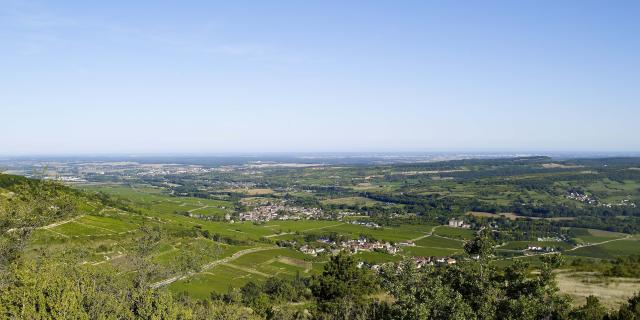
74, 220, 116, 233
150, 246, 275, 289
91, 253, 125, 266
40, 215, 84, 230
44, 228, 70, 238
221, 263, 270, 277
409, 226, 438, 242
306, 222, 345, 231
188, 205, 211, 213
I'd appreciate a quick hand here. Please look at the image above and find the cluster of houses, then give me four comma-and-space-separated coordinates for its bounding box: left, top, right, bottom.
537, 236, 563, 242
356, 261, 386, 272
47, 176, 87, 182
285, 238, 462, 271
448, 218, 471, 229
135, 165, 214, 177
566, 192, 596, 204
566, 192, 636, 208
300, 244, 332, 257
412, 256, 457, 268
340, 238, 403, 254
349, 220, 381, 228
299, 245, 328, 256
601, 199, 637, 208
338, 211, 359, 221
526, 244, 556, 253
299, 237, 410, 256
240, 204, 324, 222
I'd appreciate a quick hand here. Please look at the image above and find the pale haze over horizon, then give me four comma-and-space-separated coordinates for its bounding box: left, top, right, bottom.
1, 1, 639, 155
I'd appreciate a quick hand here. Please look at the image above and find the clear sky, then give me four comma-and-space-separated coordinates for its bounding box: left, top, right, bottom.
1, 0, 639, 155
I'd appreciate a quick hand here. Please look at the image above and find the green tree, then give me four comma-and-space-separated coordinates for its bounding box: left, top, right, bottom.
310, 252, 378, 319
310, 252, 377, 302
610, 293, 640, 320
464, 228, 495, 259
570, 296, 607, 320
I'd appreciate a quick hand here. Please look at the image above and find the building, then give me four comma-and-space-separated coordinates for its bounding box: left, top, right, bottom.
448, 218, 470, 229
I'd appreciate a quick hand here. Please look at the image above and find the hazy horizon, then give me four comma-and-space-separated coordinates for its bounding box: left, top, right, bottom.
2, 1, 639, 154
2, 150, 640, 159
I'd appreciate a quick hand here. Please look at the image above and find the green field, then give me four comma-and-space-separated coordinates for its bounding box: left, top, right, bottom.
569, 228, 627, 244
402, 245, 462, 257
414, 235, 464, 249
169, 265, 266, 299
354, 251, 403, 264
321, 196, 383, 206
317, 223, 435, 242
500, 240, 573, 251
566, 238, 640, 259
432, 226, 476, 240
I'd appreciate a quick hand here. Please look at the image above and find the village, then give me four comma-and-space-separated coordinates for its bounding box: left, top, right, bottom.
297, 235, 460, 272
239, 204, 325, 222
566, 191, 597, 204
566, 191, 637, 208
348, 220, 381, 228
299, 236, 409, 256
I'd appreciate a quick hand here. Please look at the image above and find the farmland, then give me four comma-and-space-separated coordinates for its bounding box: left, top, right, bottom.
18, 181, 640, 304
3, 155, 640, 310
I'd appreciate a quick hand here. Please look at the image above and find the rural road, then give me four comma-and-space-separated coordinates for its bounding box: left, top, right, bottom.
565, 234, 632, 252
409, 225, 440, 242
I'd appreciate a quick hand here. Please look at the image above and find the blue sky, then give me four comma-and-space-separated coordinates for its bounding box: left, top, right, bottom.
1, 0, 639, 154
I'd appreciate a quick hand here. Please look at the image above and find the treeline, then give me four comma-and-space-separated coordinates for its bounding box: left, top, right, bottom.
604, 255, 640, 278
512, 203, 640, 218
571, 256, 640, 278
394, 156, 552, 171
359, 183, 640, 233
568, 157, 640, 168
559, 216, 640, 234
